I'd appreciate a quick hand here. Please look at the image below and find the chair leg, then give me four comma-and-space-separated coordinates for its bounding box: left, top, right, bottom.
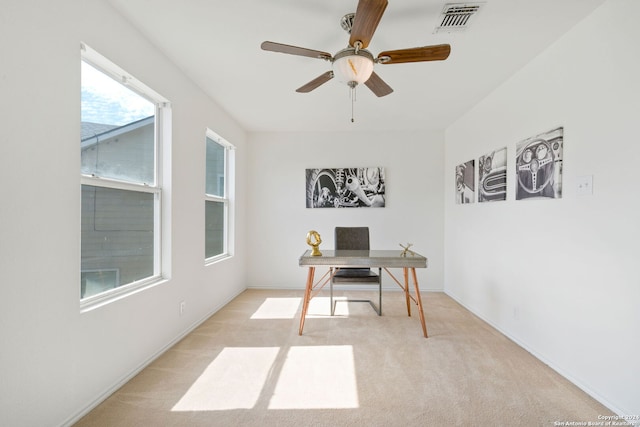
330, 267, 382, 316
378, 267, 382, 316
330, 268, 335, 316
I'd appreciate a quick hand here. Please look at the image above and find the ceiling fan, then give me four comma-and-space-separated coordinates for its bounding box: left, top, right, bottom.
261, 0, 451, 100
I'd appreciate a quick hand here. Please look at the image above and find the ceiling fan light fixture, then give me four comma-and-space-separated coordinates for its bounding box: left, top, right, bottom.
332, 47, 374, 86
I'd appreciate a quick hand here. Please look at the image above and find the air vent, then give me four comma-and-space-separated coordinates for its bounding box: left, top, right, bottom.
434, 2, 485, 33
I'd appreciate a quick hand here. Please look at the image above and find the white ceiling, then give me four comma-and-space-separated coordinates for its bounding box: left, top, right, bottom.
108, 0, 606, 133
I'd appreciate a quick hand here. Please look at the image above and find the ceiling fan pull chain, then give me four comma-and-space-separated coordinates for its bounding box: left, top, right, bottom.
350, 84, 356, 123
351, 95, 355, 123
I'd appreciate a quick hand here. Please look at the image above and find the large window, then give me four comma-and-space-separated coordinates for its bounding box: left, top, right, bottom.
205, 130, 234, 262
80, 44, 170, 305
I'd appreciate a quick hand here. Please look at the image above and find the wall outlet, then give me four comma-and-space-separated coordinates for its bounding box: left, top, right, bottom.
577, 175, 593, 196
179, 301, 185, 316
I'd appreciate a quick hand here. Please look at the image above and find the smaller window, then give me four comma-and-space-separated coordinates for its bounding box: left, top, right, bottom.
205, 130, 234, 262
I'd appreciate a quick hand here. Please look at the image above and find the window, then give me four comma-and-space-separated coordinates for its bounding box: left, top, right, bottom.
205, 130, 234, 262
80, 44, 170, 306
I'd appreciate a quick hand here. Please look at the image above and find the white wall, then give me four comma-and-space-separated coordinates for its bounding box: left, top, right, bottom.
246, 130, 444, 291
0, 1, 248, 425
3, 0, 636, 423
444, 0, 640, 416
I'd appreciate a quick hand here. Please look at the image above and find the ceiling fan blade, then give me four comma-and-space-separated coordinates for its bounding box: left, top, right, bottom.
377, 44, 451, 64
261, 41, 332, 60
296, 71, 334, 93
365, 71, 393, 97
349, 0, 388, 49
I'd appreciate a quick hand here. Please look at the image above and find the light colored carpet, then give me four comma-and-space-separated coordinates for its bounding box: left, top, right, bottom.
75, 290, 612, 426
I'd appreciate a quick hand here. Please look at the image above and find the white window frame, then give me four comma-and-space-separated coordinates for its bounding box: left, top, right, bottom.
205, 129, 235, 264
80, 43, 172, 311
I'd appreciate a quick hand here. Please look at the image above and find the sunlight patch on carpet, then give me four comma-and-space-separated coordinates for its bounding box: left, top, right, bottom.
269, 345, 359, 409
172, 347, 279, 411
250, 298, 302, 319
306, 296, 350, 317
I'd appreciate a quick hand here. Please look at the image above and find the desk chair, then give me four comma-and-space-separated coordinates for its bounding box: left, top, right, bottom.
330, 227, 382, 315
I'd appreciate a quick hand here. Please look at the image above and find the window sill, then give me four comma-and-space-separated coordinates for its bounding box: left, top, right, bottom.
205, 253, 233, 267
80, 276, 168, 313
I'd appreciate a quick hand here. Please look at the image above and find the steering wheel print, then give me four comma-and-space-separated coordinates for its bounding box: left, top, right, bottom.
517, 138, 555, 194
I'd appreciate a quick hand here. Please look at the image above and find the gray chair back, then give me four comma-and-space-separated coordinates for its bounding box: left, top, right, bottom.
335, 227, 370, 251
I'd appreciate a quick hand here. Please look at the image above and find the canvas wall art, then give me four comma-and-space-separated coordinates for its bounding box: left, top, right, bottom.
479, 147, 507, 202
455, 160, 475, 204
516, 127, 563, 200
305, 167, 385, 208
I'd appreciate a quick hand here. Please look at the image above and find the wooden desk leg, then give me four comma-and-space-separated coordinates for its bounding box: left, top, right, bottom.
299, 267, 315, 335
403, 268, 411, 317
411, 267, 428, 338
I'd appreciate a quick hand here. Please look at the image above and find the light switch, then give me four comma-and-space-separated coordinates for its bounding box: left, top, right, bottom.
576, 175, 593, 196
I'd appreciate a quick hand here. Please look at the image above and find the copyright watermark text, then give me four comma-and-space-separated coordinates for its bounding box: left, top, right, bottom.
553, 415, 640, 426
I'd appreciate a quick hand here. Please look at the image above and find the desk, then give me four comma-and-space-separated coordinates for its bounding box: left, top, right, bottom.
298, 249, 429, 338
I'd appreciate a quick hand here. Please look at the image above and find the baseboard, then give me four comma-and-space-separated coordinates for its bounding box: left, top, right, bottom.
443, 290, 627, 417
60, 287, 246, 427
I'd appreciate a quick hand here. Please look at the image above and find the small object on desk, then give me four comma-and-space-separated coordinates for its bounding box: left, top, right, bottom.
306, 230, 323, 256
400, 243, 415, 257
